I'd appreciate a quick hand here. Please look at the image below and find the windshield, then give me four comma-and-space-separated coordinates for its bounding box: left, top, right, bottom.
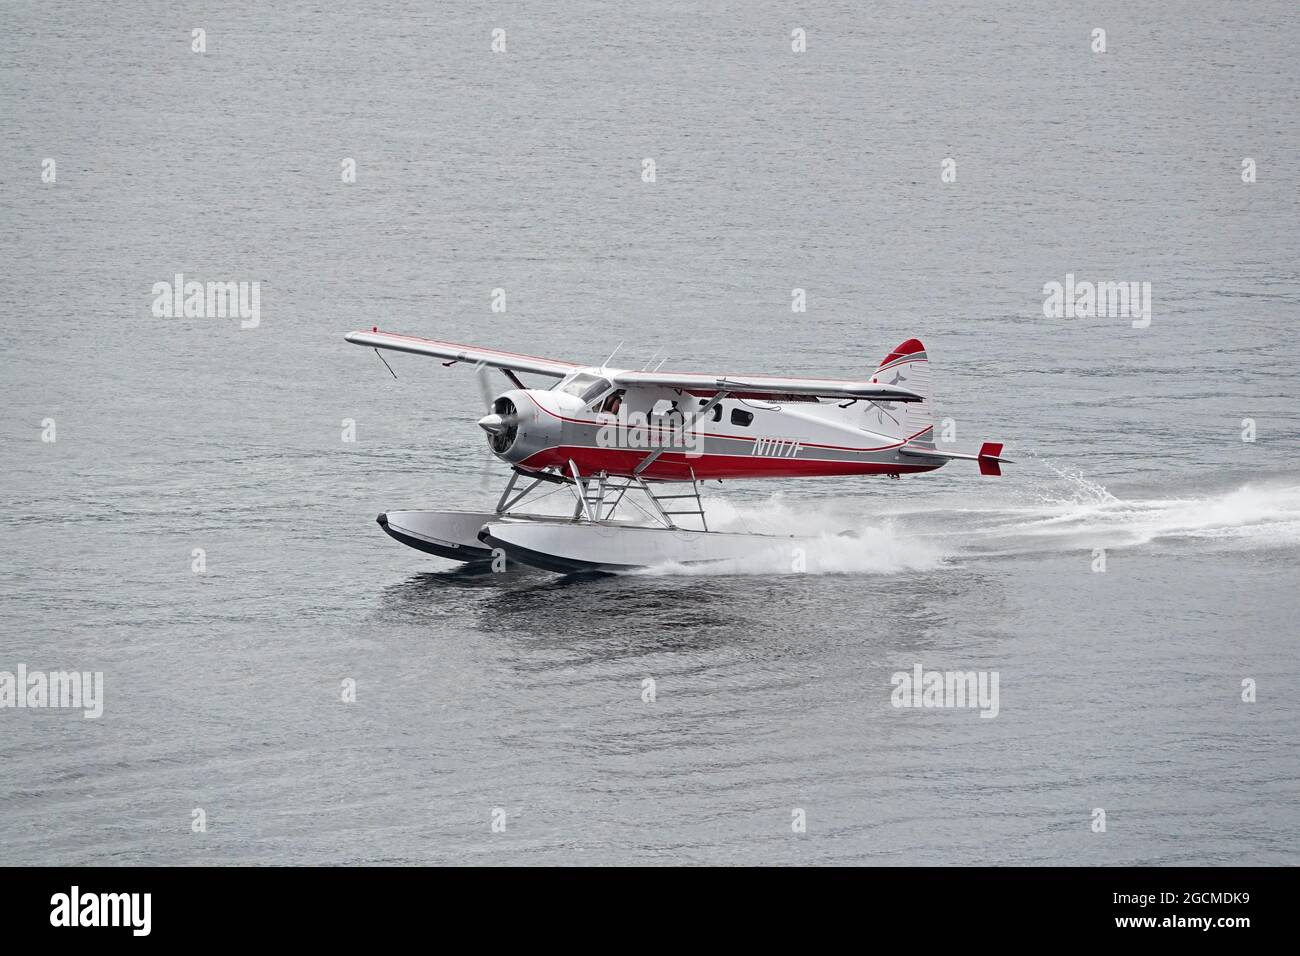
555, 373, 612, 406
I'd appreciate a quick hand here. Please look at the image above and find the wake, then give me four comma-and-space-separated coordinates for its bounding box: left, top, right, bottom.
637, 476, 1300, 576
940, 482, 1300, 556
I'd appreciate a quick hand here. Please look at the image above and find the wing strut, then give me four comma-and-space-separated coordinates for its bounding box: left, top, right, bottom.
373, 349, 398, 379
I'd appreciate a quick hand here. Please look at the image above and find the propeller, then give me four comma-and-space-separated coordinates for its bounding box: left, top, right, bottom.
472, 361, 520, 489
474, 362, 520, 434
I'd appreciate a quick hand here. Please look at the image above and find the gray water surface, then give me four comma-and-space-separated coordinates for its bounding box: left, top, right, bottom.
1, 1, 1298, 865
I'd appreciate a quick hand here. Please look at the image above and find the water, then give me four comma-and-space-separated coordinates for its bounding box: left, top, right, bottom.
1, 1, 1298, 864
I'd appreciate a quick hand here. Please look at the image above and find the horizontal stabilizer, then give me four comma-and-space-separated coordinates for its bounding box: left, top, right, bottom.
899, 440, 1012, 476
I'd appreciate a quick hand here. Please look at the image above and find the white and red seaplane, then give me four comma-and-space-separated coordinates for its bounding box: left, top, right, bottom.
346, 327, 1010, 573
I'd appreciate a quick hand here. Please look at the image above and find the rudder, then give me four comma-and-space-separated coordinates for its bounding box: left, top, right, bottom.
871, 338, 933, 443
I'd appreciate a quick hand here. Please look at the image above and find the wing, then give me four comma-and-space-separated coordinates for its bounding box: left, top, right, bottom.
611, 369, 925, 402
344, 328, 581, 379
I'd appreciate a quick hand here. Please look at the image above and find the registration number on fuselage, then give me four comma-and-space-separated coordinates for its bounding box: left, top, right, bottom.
751, 437, 802, 458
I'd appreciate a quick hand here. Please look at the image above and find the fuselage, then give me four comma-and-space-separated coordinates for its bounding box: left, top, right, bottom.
483, 367, 941, 482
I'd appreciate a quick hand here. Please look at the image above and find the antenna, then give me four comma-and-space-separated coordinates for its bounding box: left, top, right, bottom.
601, 340, 624, 369
653, 356, 668, 371
641, 348, 661, 371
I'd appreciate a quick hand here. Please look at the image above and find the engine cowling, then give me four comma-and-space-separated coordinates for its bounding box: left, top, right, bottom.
478, 388, 574, 466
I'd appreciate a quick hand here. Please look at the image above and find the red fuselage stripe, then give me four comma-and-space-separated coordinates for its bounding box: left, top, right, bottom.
517, 447, 938, 479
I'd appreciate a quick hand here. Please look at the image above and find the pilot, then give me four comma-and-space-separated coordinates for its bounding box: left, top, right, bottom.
601, 391, 624, 416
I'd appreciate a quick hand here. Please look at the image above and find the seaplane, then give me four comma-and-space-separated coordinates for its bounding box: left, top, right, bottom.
345, 327, 1011, 573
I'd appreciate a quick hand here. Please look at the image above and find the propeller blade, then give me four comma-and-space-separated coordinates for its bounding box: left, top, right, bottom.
475, 362, 495, 411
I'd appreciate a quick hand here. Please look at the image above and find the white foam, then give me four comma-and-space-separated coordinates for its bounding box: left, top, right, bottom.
632, 490, 952, 576
960, 480, 1300, 555
630, 477, 1300, 576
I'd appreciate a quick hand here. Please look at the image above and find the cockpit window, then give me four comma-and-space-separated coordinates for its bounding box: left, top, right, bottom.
555, 372, 612, 406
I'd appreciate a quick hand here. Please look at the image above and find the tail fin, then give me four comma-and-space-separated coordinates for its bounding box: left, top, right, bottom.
870, 338, 933, 442
977, 442, 1004, 476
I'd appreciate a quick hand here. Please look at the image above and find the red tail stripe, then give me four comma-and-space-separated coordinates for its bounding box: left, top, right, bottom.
878, 338, 926, 368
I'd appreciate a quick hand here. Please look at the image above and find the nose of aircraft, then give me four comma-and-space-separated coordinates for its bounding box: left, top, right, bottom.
477, 413, 506, 435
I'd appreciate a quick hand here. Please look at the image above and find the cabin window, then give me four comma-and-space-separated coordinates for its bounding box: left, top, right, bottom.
711, 404, 722, 422
730, 408, 753, 427
555, 372, 612, 406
